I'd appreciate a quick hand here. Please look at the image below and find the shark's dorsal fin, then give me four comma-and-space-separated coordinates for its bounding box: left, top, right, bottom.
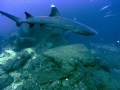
49, 5, 60, 17
25, 12, 33, 19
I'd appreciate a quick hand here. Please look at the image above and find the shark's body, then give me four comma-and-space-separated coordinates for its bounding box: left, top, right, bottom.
0, 5, 97, 36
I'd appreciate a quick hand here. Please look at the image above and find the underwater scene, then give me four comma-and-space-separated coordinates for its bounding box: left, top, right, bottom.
0, 0, 120, 90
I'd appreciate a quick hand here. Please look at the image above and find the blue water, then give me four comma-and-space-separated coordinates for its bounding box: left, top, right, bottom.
0, 1, 120, 89
0, 0, 119, 44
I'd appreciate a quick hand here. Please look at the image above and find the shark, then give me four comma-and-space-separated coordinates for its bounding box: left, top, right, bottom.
0, 5, 97, 36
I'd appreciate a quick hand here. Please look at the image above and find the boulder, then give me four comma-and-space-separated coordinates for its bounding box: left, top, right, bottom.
43, 44, 95, 71
2, 50, 31, 72
40, 44, 120, 90
36, 68, 72, 85
13, 37, 37, 51
0, 74, 14, 89
4, 44, 120, 90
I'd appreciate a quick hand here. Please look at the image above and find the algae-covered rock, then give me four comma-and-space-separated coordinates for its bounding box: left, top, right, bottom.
3, 44, 120, 90
43, 44, 94, 62
37, 68, 72, 85
2, 50, 31, 72
0, 74, 14, 90
0, 49, 17, 65
13, 37, 37, 51
0, 64, 6, 76
41, 44, 120, 90
90, 43, 120, 74
43, 44, 95, 71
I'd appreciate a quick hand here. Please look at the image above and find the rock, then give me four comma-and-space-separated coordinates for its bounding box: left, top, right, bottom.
2, 50, 31, 72
43, 44, 95, 71
3, 44, 120, 90
31, 44, 94, 85
84, 69, 120, 90
9, 31, 19, 44
47, 80, 61, 90
37, 68, 72, 85
0, 74, 14, 89
18, 24, 30, 37
14, 37, 37, 51
0, 65, 5, 76
20, 50, 31, 60
41, 44, 120, 89
15, 85, 23, 90
0, 49, 17, 65
15, 80, 39, 90
18, 24, 41, 37
90, 43, 120, 76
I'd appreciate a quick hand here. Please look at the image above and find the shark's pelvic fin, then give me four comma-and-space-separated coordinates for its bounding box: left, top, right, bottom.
25, 12, 33, 19
29, 23, 34, 28
0, 11, 22, 27
49, 5, 60, 17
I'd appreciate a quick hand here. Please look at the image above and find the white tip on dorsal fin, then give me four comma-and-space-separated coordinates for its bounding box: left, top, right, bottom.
49, 4, 60, 17
51, 5, 55, 7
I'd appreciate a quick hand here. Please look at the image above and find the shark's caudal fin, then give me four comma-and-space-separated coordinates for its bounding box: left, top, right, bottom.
49, 5, 60, 16
0, 11, 22, 26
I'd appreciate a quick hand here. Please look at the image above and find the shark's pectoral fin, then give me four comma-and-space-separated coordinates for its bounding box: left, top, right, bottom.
49, 5, 60, 17
40, 24, 45, 26
25, 12, 33, 19
63, 30, 73, 37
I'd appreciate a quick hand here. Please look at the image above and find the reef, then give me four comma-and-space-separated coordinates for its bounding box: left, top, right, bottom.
0, 24, 120, 90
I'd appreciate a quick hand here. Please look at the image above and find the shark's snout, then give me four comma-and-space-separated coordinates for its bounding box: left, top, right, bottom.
85, 26, 98, 36
91, 30, 98, 35
74, 28, 98, 36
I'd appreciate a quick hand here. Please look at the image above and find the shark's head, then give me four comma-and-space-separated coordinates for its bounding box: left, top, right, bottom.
74, 23, 98, 36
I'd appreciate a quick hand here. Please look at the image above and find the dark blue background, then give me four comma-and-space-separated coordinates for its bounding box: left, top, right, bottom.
0, 0, 119, 44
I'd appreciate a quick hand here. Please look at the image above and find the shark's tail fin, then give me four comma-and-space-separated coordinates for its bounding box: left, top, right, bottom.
0, 11, 22, 27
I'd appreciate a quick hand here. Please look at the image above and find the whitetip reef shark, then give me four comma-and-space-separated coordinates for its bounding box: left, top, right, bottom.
0, 5, 97, 36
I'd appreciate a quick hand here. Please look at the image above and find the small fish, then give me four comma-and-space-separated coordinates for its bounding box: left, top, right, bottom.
100, 4, 111, 11
111, 13, 120, 19
106, 11, 112, 14
104, 14, 113, 18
